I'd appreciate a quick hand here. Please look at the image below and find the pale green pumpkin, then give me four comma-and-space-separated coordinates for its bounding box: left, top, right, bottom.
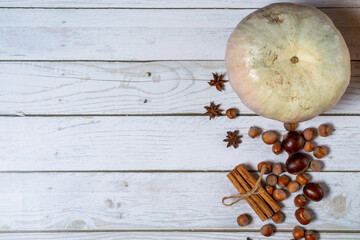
225, 3, 350, 122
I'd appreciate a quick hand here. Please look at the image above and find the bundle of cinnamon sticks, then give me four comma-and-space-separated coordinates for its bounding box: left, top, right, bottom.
227, 164, 280, 221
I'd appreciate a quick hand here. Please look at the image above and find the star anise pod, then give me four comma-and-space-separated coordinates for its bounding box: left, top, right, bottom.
208, 73, 227, 91
223, 130, 242, 148
204, 102, 222, 120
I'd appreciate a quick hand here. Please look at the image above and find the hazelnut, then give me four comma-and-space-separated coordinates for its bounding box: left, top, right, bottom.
287, 181, 300, 193
303, 183, 324, 202
318, 124, 331, 137
258, 161, 271, 174
273, 189, 286, 202
277, 175, 290, 188
310, 160, 322, 172
272, 142, 282, 155
284, 123, 296, 131
272, 163, 283, 176
305, 230, 317, 240
292, 226, 305, 239
271, 212, 284, 224
296, 173, 310, 185
265, 185, 274, 195
285, 153, 311, 175
260, 224, 274, 237
302, 128, 315, 141
262, 131, 278, 145
226, 108, 238, 119
313, 146, 327, 159
303, 141, 314, 152
266, 174, 278, 186
237, 214, 249, 227
282, 131, 305, 154
294, 194, 307, 207
248, 127, 260, 138
295, 208, 311, 225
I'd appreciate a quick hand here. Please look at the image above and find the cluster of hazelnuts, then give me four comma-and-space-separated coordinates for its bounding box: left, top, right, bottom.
241, 123, 330, 238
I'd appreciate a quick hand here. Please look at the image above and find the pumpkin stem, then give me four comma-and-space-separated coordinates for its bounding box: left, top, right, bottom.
291, 56, 299, 64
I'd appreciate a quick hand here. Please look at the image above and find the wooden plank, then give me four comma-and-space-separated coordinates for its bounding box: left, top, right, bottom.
0, 61, 359, 115
0, 9, 360, 60
0, 232, 359, 240
1, 0, 360, 8
0, 116, 358, 171
0, 172, 357, 231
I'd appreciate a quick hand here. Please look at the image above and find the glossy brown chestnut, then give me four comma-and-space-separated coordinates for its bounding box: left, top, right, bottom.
260, 224, 273, 237
303, 183, 324, 202
262, 131, 278, 145
282, 131, 305, 154
296, 173, 310, 185
237, 214, 249, 227
294, 194, 307, 207
277, 175, 290, 188
287, 181, 300, 193
272, 163, 283, 176
258, 161, 271, 174
292, 226, 305, 239
273, 189, 286, 202
265, 185, 274, 195
285, 153, 311, 175
272, 142, 282, 155
305, 230, 317, 240
271, 212, 284, 224
295, 208, 311, 225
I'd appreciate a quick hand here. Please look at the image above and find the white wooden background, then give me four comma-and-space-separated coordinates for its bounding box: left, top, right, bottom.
0, 0, 359, 239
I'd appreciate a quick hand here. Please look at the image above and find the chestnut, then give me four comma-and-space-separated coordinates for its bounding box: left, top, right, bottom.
277, 175, 290, 188
272, 142, 282, 155
265, 185, 274, 195
285, 153, 311, 175
282, 131, 305, 154
226, 108, 238, 119
271, 211, 284, 224
266, 174, 278, 186
310, 160, 322, 172
284, 123, 296, 131
318, 124, 331, 137
248, 127, 260, 139
305, 230, 317, 240
262, 131, 278, 145
237, 214, 249, 227
260, 224, 273, 237
292, 226, 305, 239
273, 189, 286, 202
287, 181, 300, 193
296, 173, 310, 185
303, 183, 324, 202
302, 128, 315, 141
303, 141, 314, 152
294, 194, 307, 207
272, 163, 283, 176
313, 146, 327, 159
295, 208, 311, 225
258, 161, 271, 174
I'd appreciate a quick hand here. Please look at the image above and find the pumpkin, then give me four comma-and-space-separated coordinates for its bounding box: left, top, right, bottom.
225, 3, 350, 122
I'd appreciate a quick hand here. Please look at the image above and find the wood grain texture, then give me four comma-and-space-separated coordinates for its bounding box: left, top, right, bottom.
1, 0, 360, 8
1, 61, 359, 115
0, 172, 357, 231
0, 232, 359, 240
0, 9, 360, 60
0, 116, 358, 171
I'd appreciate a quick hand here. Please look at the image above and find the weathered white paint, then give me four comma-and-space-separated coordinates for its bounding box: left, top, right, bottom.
1, 0, 359, 8
0, 9, 359, 60
0, 232, 358, 240
0, 172, 357, 231
0, 61, 359, 115
0, 116, 358, 171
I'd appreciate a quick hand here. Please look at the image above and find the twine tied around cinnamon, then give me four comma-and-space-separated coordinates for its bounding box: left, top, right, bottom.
222, 165, 266, 206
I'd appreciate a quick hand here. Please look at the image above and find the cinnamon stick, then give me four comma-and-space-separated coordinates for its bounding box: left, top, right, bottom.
227, 172, 267, 221
236, 164, 280, 212
231, 169, 274, 218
